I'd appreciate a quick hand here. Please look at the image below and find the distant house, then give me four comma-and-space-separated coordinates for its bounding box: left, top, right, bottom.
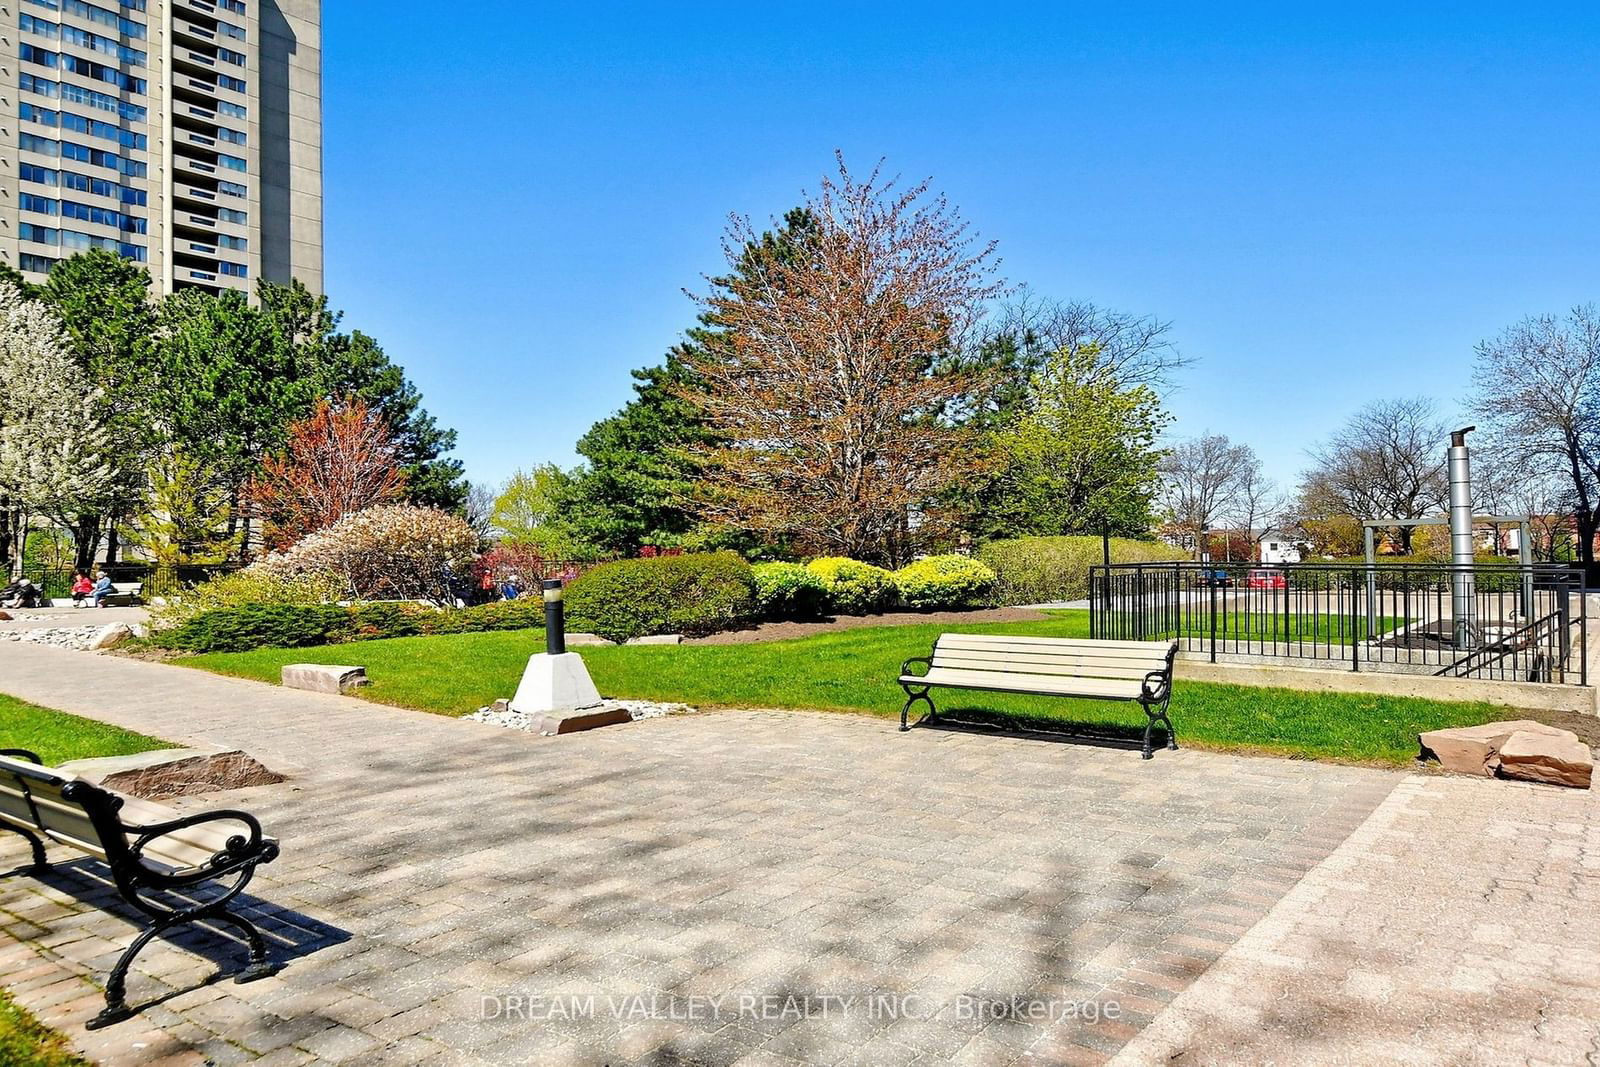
1256, 528, 1303, 565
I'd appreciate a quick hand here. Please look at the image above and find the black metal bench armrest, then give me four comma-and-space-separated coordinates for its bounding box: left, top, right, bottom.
1140, 670, 1171, 703
120, 809, 275, 880
900, 655, 932, 679
0, 749, 44, 763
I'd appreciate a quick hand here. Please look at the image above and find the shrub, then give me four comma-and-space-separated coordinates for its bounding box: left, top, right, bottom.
565, 552, 757, 643
149, 570, 343, 630
250, 505, 477, 605
805, 557, 895, 615
978, 536, 1187, 604
751, 562, 829, 619
160, 603, 352, 653
892, 555, 997, 610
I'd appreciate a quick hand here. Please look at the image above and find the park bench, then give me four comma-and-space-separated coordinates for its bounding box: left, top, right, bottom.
898, 634, 1181, 759
102, 582, 143, 606
0, 750, 279, 1029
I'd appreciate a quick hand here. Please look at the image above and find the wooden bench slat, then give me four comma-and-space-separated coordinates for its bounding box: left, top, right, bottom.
905, 668, 1144, 699
932, 649, 1165, 671
930, 660, 1151, 682
937, 634, 1175, 652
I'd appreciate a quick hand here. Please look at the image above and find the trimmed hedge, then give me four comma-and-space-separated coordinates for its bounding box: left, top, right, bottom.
978, 535, 1187, 604
751, 562, 829, 620
565, 552, 757, 644
154, 597, 549, 654
805, 557, 895, 615
892, 555, 997, 610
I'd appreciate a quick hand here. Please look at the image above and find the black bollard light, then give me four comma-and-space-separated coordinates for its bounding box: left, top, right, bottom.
542, 579, 566, 655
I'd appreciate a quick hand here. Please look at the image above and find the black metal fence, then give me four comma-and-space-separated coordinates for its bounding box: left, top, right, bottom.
1088, 561, 1590, 686
26, 563, 238, 602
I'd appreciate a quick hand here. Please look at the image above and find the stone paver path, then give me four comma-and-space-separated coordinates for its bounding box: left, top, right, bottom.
0, 640, 1400, 1065
4, 641, 1597, 1065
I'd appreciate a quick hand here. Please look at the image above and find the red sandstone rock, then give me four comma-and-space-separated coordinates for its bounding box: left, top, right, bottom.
1418, 720, 1569, 777
1497, 730, 1594, 789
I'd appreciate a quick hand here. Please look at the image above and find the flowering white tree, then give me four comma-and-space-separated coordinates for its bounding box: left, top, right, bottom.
0, 283, 117, 577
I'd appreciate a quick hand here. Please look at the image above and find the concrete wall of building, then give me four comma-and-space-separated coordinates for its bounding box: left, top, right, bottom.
258, 0, 321, 293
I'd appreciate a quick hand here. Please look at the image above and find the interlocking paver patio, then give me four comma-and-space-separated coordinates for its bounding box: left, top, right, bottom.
5, 637, 1576, 1065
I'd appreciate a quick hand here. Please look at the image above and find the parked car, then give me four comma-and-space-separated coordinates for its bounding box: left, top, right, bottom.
1246, 568, 1288, 590
1197, 568, 1234, 588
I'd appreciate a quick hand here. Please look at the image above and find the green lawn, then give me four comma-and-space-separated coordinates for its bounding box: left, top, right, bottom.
0, 988, 91, 1067
1175, 612, 1401, 644
182, 611, 1516, 766
0, 693, 173, 766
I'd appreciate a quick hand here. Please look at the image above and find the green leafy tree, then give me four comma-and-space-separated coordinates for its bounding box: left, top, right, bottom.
490, 465, 589, 557
973, 344, 1169, 540
126, 447, 241, 585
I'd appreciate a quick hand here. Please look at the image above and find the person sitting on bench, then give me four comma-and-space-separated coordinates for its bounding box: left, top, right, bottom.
91, 572, 114, 608
71, 572, 93, 608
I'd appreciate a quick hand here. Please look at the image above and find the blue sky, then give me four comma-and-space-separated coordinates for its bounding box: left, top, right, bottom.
322, 3, 1600, 492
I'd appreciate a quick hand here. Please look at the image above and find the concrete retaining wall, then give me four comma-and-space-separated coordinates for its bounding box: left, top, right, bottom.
1179, 654, 1595, 714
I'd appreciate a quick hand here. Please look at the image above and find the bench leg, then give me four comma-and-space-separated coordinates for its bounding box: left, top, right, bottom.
900, 688, 935, 731
86, 906, 277, 1029
0, 823, 48, 872
1138, 699, 1178, 759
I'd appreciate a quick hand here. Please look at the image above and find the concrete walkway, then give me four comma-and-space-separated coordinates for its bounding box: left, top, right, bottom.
0, 641, 1595, 1065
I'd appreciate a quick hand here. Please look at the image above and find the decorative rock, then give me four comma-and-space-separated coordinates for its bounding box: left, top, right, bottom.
1418, 720, 1572, 777
465, 698, 693, 734
1497, 730, 1594, 789
0, 610, 11, 621
281, 663, 369, 694
90, 622, 134, 650
565, 632, 612, 647
626, 634, 683, 645
530, 706, 633, 735
60, 748, 285, 801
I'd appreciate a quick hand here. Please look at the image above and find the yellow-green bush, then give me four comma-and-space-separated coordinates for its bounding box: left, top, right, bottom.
892, 555, 997, 610
978, 535, 1186, 604
805, 557, 895, 615
751, 562, 830, 619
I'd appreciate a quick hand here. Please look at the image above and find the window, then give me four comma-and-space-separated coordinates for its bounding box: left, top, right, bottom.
218, 153, 247, 172
19, 132, 60, 156
217, 127, 247, 145
219, 261, 248, 277
217, 234, 246, 250
60, 200, 146, 233
217, 47, 245, 67
217, 207, 247, 224
20, 163, 58, 185
217, 179, 247, 197
20, 192, 58, 215
21, 43, 60, 68
58, 24, 146, 66
59, 82, 147, 122
217, 20, 245, 40
59, 0, 145, 39
21, 73, 59, 98
217, 100, 247, 118
20, 13, 60, 39
220, 0, 245, 12
20, 253, 58, 274
59, 53, 146, 93
20, 102, 60, 126
20, 222, 60, 246
217, 73, 246, 92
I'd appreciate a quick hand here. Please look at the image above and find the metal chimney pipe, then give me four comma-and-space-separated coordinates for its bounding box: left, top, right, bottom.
1448, 427, 1476, 650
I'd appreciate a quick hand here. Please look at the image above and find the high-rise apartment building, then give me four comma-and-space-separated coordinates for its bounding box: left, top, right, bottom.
1, 0, 321, 296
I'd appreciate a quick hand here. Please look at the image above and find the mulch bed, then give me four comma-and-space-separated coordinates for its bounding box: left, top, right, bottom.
687, 606, 1053, 645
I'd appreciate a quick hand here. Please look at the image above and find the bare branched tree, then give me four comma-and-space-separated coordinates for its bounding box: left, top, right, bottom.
982, 289, 1191, 392
1160, 433, 1258, 557
1230, 462, 1289, 561
682, 155, 1003, 565
1472, 305, 1600, 580
1298, 397, 1449, 553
